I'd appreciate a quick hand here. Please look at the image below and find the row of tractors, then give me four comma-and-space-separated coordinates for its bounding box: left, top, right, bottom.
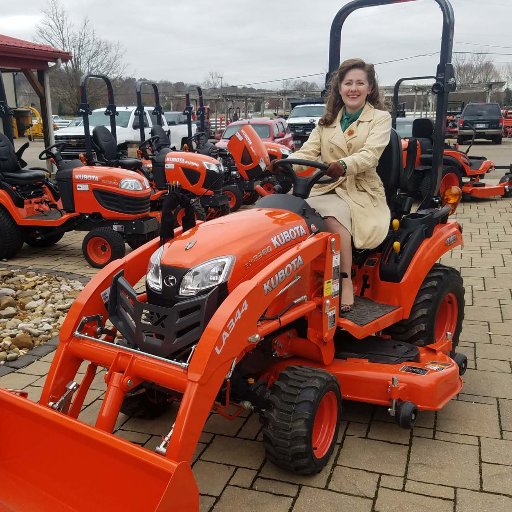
0, 1, 510, 510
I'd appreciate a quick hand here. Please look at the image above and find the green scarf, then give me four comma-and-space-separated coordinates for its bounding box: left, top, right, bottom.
341, 106, 364, 132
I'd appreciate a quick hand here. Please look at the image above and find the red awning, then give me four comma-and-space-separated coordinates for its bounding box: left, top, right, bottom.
0, 34, 72, 70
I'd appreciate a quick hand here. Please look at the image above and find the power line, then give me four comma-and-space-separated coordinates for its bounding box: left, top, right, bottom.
456, 41, 512, 50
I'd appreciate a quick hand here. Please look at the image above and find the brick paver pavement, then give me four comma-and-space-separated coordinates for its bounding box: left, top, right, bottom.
1, 138, 511, 511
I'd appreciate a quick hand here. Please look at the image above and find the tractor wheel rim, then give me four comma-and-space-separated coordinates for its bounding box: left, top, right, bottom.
312, 390, 338, 459
262, 182, 275, 193
225, 190, 237, 208
440, 172, 460, 195
87, 237, 112, 265
435, 292, 458, 343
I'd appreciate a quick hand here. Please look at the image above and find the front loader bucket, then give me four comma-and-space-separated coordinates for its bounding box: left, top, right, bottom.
0, 389, 198, 512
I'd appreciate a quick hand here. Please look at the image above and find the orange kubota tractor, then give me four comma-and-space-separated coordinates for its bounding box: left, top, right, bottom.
0, 1, 467, 510
0, 74, 159, 268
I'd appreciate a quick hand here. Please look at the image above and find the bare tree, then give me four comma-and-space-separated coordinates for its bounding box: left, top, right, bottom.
202, 71, 224, 90
454, 52, 502, 87
35, 0, 127, 113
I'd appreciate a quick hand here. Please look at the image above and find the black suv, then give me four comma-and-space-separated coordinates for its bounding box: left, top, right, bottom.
457, 102, 503, 145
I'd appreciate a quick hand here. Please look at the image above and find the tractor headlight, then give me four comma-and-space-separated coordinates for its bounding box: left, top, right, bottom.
179, 256, 234, 297
120, 178, 144, 191
146, 246, 165, 292
204, 162, 222, 173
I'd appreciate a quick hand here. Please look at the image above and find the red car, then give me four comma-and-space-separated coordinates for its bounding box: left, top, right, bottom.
215, 117, 294, 150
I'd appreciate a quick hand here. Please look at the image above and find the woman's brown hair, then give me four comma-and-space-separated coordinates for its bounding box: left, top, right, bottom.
319, 58, 386, 126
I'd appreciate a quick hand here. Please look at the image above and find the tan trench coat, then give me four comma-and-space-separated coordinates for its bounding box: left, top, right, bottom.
292, 102, 392, 249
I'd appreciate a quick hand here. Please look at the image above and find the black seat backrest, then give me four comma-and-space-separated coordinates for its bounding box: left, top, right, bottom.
92, 126, 119, 161
376, 128, 403, 206
0, 134, 22, 174
412, 118, 434, 154
150, 125, 170, 151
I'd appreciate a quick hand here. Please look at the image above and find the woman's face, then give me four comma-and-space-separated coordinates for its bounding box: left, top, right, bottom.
339, 68, 371, 113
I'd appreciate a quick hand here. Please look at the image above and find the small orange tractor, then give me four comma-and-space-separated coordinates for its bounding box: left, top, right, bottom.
0, 1, 468, 510
393, 77, 512, 200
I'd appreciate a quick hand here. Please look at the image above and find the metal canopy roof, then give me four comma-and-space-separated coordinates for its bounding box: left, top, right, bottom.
0, 34, 71, 70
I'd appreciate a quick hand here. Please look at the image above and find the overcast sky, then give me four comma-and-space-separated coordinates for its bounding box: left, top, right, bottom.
1, 0, 511, 90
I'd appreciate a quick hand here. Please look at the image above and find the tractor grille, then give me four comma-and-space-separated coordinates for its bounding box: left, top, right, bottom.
93, 190, 150, 214
108, 272, 219, 358
289, 123, 316, 137
54, 135, 88, 159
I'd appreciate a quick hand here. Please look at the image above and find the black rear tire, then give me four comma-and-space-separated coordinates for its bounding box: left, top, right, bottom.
0, 209, 24, 259
493, 135, 503, 145
499, 174, 512, 197
262, 366, 341, 475
82, 227, 126, 268
24, 229, 65, 247
242, 190, 260, 205
126, 230, 158, 250
385, 264, 464, 348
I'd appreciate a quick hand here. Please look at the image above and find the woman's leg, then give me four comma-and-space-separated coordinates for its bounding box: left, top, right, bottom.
324, 217, 354, 308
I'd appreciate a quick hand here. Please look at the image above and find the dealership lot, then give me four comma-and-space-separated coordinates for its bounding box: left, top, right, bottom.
1, 138, 512, 511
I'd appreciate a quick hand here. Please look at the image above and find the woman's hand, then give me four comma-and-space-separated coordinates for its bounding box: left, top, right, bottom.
326, 160, 347, 179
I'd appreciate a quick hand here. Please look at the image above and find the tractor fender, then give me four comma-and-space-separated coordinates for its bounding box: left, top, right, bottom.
0, 187, 23, 211
395, 221, 463, 318
442, 154, 466, 175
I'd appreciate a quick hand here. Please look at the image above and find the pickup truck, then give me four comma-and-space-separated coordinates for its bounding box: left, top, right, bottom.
55, 106, 193, 159
286, 103, 325, 148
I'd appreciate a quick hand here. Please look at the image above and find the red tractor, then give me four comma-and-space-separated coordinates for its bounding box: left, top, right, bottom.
0, 1, 469, 510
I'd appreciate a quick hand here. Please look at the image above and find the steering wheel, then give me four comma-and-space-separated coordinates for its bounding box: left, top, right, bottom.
39, 142, 67, 163
138, 135, 161, 154
270, 158, 337, 198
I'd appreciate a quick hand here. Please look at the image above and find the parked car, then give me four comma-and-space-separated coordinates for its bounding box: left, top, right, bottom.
457, 102, 503, 145
164, 111, 188, 126
215, 117, 294, 150
55, 106, 178, 159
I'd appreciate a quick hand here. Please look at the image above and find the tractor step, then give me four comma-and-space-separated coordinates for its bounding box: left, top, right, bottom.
340, 296, 398, 326
334, 335, 420, 364
26, 209, 63, 220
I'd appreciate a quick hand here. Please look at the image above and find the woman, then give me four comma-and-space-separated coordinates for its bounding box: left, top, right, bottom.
288, 58, 391, 312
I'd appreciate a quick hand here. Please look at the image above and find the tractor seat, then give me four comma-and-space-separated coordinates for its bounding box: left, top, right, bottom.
92, 126, 141, 170
1, 169, 47, 184
412, 118, 434, 155
150, 125, 170, 151
0, 134, 47, 184
118, 158, 143, 171
376, 128, 403, 206
92, 125, 119, 161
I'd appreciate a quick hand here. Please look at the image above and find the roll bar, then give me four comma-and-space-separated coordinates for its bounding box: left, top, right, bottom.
79, 74, 117, 165
135, 81, 164, 143
0, 73, 14, 143
391, 76, 436, 129
327, 0, 456, 206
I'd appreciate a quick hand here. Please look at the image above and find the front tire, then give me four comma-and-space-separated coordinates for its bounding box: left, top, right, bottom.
385, 264, 464, 348
493, 135, 503, 145
82, 227, 126, 268
126, 231, 158, 250
120, 386, 172, 418
0, 209, 24, 259
222, 184, 243, 212
262, 366, 341, 475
